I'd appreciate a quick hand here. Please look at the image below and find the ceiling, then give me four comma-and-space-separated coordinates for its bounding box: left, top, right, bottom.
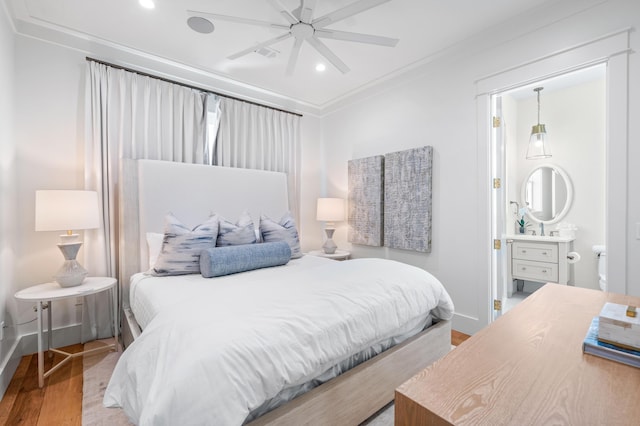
7, 0, 570, 109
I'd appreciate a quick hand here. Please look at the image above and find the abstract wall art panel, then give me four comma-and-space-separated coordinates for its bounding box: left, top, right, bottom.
348, 155, 384, 246
384, 146, 433, 252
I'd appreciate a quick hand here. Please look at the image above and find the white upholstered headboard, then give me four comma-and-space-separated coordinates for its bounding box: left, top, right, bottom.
119, 159, 289, 308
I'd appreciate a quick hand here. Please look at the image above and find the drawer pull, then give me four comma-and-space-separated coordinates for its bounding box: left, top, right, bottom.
522, 250, 527, 253
542, 270, 547, 273
542, 252, 547, 255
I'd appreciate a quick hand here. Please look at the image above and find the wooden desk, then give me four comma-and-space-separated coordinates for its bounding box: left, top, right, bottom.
396, 284, 640, 425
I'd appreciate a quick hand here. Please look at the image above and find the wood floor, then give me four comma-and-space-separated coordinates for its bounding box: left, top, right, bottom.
0, 331, 470, 426
0, 343, 84, 426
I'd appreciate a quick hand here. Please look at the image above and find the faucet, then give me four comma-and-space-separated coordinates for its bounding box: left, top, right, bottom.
540, 223, 545, 236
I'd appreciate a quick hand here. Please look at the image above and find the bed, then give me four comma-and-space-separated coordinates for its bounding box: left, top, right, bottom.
106, 159, 454, 425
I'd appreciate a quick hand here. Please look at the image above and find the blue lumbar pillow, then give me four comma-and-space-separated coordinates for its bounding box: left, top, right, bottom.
200, 241, 291, 278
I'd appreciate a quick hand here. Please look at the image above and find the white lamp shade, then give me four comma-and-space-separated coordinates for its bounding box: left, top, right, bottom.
35, 190, 100, 232
316, 198, 345, 222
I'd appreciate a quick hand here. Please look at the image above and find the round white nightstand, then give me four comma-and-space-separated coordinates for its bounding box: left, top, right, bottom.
307, 249, 351, 261
14, 277, 118, 387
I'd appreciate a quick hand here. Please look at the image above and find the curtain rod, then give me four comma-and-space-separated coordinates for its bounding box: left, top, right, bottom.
85, 57, 303, 117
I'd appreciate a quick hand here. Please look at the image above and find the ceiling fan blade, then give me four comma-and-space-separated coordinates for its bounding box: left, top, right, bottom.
312, 0, 390, 28
266, 0, 299, 25
299, 0, 317, 23
187, 10, 288, 30
315, 29, 398, 47
286, 37, 304, 75
228, 33, 293, 60
307, 36, 350, 74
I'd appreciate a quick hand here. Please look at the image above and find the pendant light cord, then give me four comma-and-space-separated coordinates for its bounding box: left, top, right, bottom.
534, 87, 543, 125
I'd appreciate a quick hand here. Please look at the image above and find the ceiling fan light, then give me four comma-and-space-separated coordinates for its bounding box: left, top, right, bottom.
200, 0, 397, 75
315, 63, 326, 72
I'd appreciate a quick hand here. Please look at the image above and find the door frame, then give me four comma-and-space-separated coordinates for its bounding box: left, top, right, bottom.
491, 95, 506, 320
476, 29, 630, 325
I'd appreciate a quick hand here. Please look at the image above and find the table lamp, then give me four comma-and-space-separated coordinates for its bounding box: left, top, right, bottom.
35, 190, 100, 287
316, 198, 345, 254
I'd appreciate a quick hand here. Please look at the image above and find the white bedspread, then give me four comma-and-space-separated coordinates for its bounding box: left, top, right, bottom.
104, 258, 454, 425
129, 255, 333, 329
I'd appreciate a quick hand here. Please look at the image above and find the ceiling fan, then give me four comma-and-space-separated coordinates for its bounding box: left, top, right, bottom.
187, 0, 399, 75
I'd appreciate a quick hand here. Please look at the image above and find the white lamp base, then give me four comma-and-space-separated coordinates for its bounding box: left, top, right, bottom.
54, 242, 88, 287
322, 228, 337, 254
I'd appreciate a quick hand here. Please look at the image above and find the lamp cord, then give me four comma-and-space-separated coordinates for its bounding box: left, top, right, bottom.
3, 317, 37, 328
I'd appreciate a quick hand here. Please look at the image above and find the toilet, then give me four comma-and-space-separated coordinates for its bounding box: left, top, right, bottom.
592, 245, 607, 291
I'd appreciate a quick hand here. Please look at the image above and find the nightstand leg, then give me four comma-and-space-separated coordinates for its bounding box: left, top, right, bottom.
37, 301, 44, 388
47, 300, 53, 358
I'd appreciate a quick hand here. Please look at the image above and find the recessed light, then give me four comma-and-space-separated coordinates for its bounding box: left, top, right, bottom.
139, 0, 155, 10
315, 63, 326, 72
187, 16, 215, 34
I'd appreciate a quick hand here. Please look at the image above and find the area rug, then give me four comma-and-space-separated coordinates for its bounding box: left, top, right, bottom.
82, 339, 131, 425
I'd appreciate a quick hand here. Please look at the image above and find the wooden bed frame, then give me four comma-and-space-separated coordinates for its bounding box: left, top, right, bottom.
118, 159, 451, 425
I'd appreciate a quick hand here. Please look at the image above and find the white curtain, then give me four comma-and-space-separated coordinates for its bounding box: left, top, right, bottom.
214, 97, 301, 222
83, 61, 207, 341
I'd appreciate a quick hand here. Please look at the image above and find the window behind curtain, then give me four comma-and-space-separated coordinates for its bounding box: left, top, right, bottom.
205, 94, 221, 165
209, 97, 301, 223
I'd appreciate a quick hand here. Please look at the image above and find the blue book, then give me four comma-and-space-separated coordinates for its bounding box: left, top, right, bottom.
583, 317, 640, 368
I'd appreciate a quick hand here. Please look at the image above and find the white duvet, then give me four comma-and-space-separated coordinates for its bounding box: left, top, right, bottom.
104, 258, 454, 425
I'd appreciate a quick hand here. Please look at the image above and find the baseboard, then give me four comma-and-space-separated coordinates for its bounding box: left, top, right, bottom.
0, 323, 85, 400
0, 337, 21, 400
19, 323, 83, 356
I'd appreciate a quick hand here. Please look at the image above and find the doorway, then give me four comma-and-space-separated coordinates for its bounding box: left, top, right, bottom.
474, 29, 628, 332
492, 65, 606, 315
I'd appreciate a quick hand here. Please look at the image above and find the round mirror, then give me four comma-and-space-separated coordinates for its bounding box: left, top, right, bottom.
521, 164, 573, 225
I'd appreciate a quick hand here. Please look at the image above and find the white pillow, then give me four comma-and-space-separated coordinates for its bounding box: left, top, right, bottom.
146, 232, 164, 270
259, 212, 302, 259
215, 211, 257, 246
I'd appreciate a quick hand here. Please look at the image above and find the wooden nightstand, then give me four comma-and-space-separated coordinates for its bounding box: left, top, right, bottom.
14, 277, 119, 387
307, 249, 351, 261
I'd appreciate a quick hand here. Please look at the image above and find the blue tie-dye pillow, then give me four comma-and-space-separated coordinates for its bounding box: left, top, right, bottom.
200, 241, 291, 278
259, 212, 302, 259
215, 211, 257, 246
151, 214, 218, 276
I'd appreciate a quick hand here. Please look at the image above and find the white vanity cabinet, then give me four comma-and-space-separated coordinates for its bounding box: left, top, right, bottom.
506, 235, 575, 296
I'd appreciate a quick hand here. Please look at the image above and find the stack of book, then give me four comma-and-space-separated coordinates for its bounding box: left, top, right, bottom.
582, 302, 640, 368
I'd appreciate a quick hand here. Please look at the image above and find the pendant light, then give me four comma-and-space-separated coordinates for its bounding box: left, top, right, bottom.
526, 87, 552, 159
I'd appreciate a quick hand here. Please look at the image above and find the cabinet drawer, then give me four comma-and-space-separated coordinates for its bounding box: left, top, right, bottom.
512, 259, 559, 282
512, 242, 558, 263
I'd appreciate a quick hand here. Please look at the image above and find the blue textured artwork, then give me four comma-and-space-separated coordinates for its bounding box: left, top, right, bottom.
348, 155, 384, 247
384, 146, 433, 252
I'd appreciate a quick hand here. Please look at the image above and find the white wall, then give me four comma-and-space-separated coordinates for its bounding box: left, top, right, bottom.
507, 78, 606, 290
320, 0, 640, 333
11, 36, 87, 340
0, 1, 18, 397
